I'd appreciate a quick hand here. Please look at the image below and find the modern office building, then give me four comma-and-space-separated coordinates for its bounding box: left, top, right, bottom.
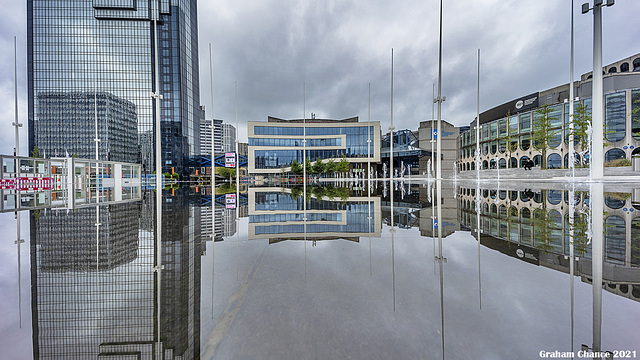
35, 91, 139, 161
28, 0, 203, 174
458, 52, 640, 172
223, 123, 237, 153
200, 118, 224, 155
247, 116, 381, 175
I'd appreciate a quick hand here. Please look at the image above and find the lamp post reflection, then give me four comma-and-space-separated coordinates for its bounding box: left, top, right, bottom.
435, 180, 446, 359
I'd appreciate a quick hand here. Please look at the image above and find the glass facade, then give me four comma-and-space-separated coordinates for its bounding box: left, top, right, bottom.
250, 124, 377, 170
28, 0, 202, 173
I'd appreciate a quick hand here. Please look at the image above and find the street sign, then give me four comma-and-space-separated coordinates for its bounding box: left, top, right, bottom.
225, 152, 236, 168
225, 193, 236, 209
432, 129, 437, 139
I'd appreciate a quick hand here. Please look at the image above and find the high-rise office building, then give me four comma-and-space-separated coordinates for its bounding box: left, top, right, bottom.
223, 123, 237, 153
200, 118, 224, 155
28, 0, 203, 173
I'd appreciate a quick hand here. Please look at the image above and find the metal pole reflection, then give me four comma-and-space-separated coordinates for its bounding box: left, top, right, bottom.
591, 182, 604, 355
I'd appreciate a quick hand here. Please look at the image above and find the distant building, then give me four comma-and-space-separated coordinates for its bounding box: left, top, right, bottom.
247, 116, 381, 175
418, 120, 460, 176
28, 0, 203, 174
35, 92, 139, 162
200, 119, 224, 155
223, 123, 237, 153
458, 52, 640, 171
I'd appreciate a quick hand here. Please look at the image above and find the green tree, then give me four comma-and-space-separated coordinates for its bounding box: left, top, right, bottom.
569, 103, 592, 154
324, 158, 337, 177
31, 146, 42, 158
312, 158, 325, 175
532, 105, 560, 169
290, 159, 303, 175
218, 167, 236, 180
290, 186, 303, 200
305, 158, 313, 175
337, 157, 350, 174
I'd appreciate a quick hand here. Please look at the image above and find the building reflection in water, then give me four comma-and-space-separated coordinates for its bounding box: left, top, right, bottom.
247, 186, 382, 242
29, 188, 202, 359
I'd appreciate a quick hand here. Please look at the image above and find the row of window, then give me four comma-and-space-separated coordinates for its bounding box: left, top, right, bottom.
462, 91, 639, 150
254, 126, 374, 136
250, 213, 342, 223
248, 138, 342, 147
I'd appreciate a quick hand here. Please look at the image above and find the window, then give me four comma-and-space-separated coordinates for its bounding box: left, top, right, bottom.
620, 62, 629, 72
490, 122, 497, 139
632, 90, 640, 140
498, 119, 507, 137
633, 58, 640, 72
520, 134, 530, 151
547, 153, 562, 169
605, 91, 626, 142
605, 148, 626, 162
608, 67, 617, 74
519, 112, 531, 133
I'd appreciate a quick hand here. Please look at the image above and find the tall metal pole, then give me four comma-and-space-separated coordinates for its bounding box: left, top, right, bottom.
368, 83, 371, 186
235, 81, 239, 210
476, 49, 480, 179
569, 1, 576, 177
209, 43, 215, 202
151, 1, 163, 352
432, 83, 435, 177
390, 49, 394, 180
303, 83, 306, 217
436, 0, 444, 180
591, 1, 604, 180
13, 36, 21, 157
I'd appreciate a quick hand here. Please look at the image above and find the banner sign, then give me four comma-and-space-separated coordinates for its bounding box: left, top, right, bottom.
0, 177, 53, 191
225, 152, 236, 168
225, 193, 236, 209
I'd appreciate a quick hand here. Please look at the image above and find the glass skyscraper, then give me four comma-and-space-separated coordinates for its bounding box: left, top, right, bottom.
28, 0, 203, 173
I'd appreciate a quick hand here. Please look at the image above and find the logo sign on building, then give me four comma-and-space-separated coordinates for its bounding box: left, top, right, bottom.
225, 152, 236, 168
432, 129, 437, 139
225, 193, 236, 209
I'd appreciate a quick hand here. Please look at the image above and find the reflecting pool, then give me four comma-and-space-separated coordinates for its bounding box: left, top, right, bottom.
1, 181, 639, 359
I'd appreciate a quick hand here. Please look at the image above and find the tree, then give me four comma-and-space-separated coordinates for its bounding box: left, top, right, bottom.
312, 158, 325, 175
217, 167, 236, 180
324, 158, 337, 177
290, 159, 303, 175
532, 105, 560, 169
304, 158, 312, 175
569, 103, 592, 155
337, 157, 350, 174
31, 146, 42, 158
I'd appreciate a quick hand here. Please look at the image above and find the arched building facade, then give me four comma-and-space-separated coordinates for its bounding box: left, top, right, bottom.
458, 53, 640, 172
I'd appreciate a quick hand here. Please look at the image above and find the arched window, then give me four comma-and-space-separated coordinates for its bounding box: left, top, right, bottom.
548, 190, 562, 205
521, 207, 531, 221
604, 193, 626, 209
564, 153, 581, 168
620, 62, 629, 72
490, 141, 497, 155
483, 142, 489, 155
482, 160, 488, 169
608, 67, 617, 74
509, 157, 517, 168
633, 58, 640, 72
520, 156, 529, 168
499, 158, 507, 169
470, 162, 475, 170
520, 134, 530, 151
605, 148, 626, 162
490, 204, 498, 217
490, 159, 496, 169
533, 155, 542, 167
547, 153, 562, 169
499, 204, 507, 219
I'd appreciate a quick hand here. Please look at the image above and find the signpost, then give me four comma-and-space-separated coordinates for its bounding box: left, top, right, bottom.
225, 193, 236, 209
225, 152, 236, 168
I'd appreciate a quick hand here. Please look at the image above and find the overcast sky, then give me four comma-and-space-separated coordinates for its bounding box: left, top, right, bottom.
1, 0, 639, 152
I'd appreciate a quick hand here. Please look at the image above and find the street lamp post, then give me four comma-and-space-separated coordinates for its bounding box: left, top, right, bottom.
582, 0, 614, 180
